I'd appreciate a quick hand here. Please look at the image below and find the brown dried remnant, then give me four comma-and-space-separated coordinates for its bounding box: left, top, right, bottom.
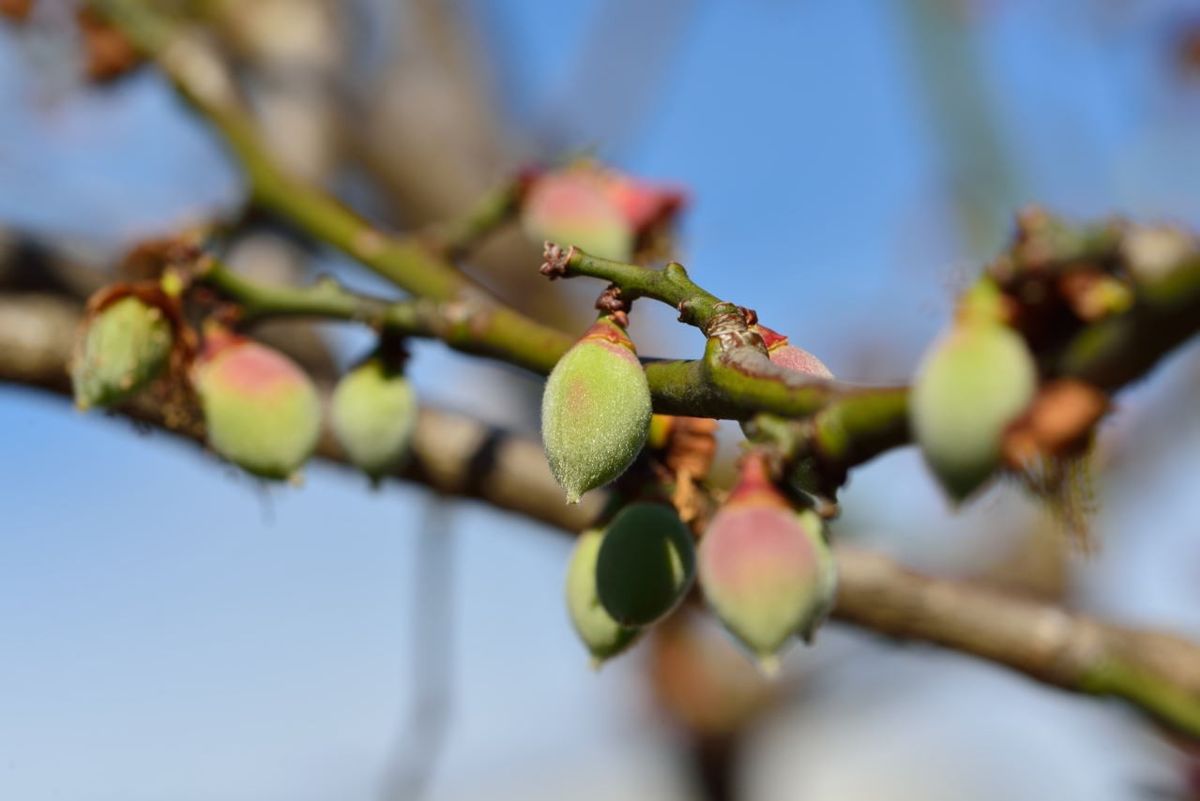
0, 0, 33, 23
77, 8, 143, 83
1003, 379, 1109, 468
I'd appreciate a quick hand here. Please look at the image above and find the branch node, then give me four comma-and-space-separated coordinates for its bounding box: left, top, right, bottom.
539, 242, 574, 280
595, 284, 632, 328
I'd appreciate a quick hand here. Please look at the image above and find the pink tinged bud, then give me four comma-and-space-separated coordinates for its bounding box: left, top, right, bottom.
193, 332, 321, 480
541, 318, 652, 503
698, 455, 836, 671
752, 324, 833, 379
521, 169, 635, 262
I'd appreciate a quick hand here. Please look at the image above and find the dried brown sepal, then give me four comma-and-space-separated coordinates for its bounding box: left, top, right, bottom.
1003, 379, 1109, 469
594, 283, 631, 328
0, 0, 33, 23
77, 7, 143, 83
122, 234, 207, 282
1057, 272, 1133, 323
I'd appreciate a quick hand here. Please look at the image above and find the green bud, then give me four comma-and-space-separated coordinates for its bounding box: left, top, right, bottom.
541, 318, 652, 503
911, 320, 1037, 501
330, 357, 417, 480
596, 502, 695, 627
565, 529, 641, 664
698, 454, 836, 672
193, 330, 321, 480
72, 296, 172, 409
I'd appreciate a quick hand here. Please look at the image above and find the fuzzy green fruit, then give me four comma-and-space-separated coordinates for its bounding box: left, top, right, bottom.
72, 296, 172, 409
911, 321, 1037, 501
541, 318, 652, 503
565, 529, 641, 664
330, 358, 417, 480
194, 332, 321, 480
596, 502, 696, 627
698, 454, 836, 671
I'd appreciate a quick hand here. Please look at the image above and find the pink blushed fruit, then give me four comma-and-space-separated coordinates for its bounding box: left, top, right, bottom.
698, 453, 836, 671
193, 328, 321, 480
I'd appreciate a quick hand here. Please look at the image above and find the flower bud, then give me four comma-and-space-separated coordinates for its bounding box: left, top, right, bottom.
541, 317, 652, 503
330, 357, 417, 480
565, 529, 641, 664
698, 454, 836, 672
751, 324, 833, 378
596, 502, 696, 627
72, 295, 172, 410
522, 168, 634, 261
193, 328, 321, 480
911, 320, 1037, 502
521, 164, 685, 262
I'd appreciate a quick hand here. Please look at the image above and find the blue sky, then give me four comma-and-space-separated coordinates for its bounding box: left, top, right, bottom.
2, 1, 1200, 799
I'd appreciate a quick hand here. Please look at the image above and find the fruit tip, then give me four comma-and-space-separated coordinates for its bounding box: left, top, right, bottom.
756, 654, 782, 678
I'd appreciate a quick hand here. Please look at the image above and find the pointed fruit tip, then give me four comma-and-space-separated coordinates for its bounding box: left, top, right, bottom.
756, 654, 782, 678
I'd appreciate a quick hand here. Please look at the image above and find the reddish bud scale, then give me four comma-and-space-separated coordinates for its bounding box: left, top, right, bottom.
699, 454, 836, 671
752, 324, 833, 379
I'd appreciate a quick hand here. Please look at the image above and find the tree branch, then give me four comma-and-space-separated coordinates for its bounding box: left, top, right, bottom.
4, 291, 1200, 737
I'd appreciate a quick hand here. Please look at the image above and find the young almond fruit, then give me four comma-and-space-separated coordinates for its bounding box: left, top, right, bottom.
751, 324, 833, 379
330, 356, 418, 481
911, 320, 1037, 502
541, 317, 652, 503
193, 327, 321, 481
565, 529, 642, 665
698, 453, 836, 673
72, 295, 173, 410
596, 502, 696, 627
